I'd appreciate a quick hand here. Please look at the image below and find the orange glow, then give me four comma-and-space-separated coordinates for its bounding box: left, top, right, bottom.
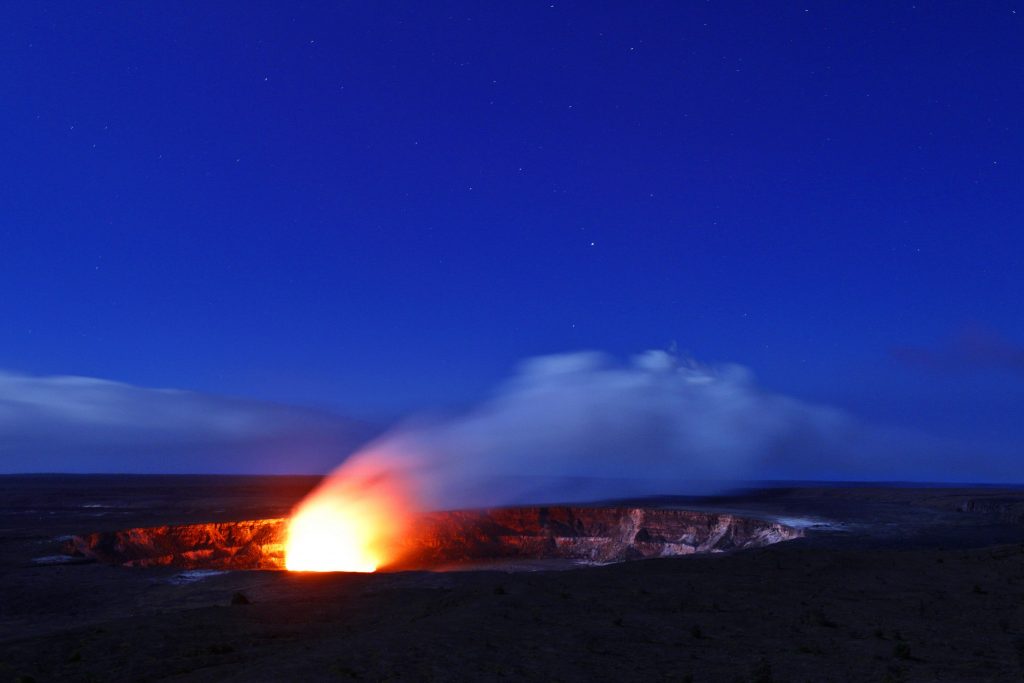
285, 451, 416, 572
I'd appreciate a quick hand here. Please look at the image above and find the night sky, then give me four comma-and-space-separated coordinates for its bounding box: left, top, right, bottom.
1, 3, 1021, 474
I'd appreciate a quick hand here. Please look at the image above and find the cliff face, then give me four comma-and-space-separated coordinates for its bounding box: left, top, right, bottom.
68, 507, 802, 571
392, 507, 802, 568
69, 519, 288, 570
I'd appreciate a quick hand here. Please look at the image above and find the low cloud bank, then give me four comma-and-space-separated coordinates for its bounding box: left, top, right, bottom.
0, 371, 376, 473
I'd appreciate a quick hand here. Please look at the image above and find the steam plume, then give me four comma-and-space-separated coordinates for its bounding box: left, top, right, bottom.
318, 350, 901, 511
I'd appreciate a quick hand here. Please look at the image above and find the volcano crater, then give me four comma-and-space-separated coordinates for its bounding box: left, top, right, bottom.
67, 506, 802, 571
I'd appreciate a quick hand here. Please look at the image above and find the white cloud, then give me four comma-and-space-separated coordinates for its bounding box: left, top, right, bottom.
0, 371, 376, 473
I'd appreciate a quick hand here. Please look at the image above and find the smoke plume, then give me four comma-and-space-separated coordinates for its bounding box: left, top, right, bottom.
318, 350, 934, 511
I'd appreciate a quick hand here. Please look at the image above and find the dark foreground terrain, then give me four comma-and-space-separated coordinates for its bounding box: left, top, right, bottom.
5, 476, 1024, 681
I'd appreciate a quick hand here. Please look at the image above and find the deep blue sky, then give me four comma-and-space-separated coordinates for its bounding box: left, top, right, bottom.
1, 2, 1022, 455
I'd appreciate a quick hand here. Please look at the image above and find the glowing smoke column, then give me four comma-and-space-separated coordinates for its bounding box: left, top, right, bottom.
285, 448, 420, 572
285, 348, 987, 571
285, 349, 908, 571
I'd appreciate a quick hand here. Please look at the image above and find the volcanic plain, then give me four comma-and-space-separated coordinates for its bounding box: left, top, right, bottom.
5, 475, 1024, 682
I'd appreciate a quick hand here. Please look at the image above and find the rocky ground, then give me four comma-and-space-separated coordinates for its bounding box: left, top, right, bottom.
4, 475, 1024, 682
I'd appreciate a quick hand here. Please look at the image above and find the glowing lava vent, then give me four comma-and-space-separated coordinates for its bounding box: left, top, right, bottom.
284, 452, 416, 572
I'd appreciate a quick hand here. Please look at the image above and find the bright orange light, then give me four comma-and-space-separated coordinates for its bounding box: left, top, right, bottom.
285, 500, 382, 572
285, 451, 416, 572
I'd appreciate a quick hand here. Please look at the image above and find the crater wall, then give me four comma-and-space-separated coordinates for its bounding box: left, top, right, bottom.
68, 506, 802, 571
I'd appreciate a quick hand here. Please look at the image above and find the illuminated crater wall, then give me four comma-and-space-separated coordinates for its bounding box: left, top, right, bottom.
68, 507, 802, 571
